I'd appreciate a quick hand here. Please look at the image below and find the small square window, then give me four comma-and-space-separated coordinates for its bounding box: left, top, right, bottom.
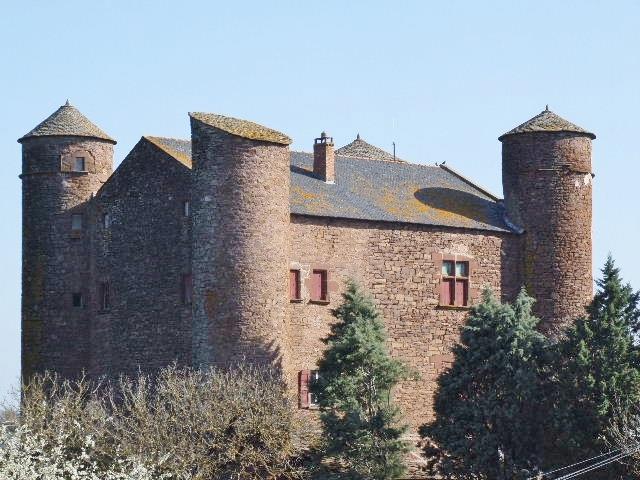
72, 293, 83, 308
442, 260, 454, 276
74, 157, 85, 172
71, 214, 83, 231
102, 213, 111, 229
183, 200, 190, 217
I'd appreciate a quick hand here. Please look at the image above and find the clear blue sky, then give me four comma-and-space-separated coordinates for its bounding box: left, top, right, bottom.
1, 1, 639, 399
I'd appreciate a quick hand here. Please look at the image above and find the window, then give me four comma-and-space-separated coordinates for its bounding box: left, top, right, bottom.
71, 214, 83, 231
99, 282, 110, 311
74, 157, 86, 172
182, 273, 192, 305
102, 213, 111, 229
183, 200, 190, 217
298, 369, 320, 408
289, 269, 301, 301
72, 292, 83, 308
440, 260, 469, 307
310, 269, 328, 302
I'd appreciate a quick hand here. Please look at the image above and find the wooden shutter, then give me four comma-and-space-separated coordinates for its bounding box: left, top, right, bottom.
456, 279, 469, 306
320, 271, 328, 301
440, 278, 455, 305
299, 370, 310, 408
290, 270, 300, 300
311, 270, 322, 301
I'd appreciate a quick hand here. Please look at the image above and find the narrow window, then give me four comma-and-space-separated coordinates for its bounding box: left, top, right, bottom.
298, 369, 321, 409
72, 292, 83, 308
183, 200, 190, 217
440, 260, 469, 307
289, 269, 301, 301
182, 273, 193, 305
311, 269, 328, 302
71, 214, 83, 231
99, 282, 110, 311
74, 157, 86, 172
102, 213, 111, 229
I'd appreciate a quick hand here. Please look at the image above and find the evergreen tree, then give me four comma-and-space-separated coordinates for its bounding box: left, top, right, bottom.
550, 255, 640, 476
312, 281, 411, 480
420, 289, 549, 479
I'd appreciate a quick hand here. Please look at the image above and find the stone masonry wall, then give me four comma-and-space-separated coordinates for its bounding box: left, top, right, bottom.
502, 132, 593, 334
21, 136, 113, 381
288, 214, 522, 430
89, 139, 192, 378
191, 119, 291, 373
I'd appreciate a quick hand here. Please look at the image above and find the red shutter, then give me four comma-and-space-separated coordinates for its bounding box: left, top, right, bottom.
299, 370, 310, 408
289, 270, 300, 300
440, 278, 454, 305
456, 279, 469, 306
311, 271, 322, 301
320, 271, 328, 301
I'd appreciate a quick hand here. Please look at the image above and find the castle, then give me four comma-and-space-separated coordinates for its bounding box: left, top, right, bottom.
19, 102, 594, 428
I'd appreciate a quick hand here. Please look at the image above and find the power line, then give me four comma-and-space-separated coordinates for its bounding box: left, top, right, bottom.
554, 447, 640, 480
533, 447, 623, 478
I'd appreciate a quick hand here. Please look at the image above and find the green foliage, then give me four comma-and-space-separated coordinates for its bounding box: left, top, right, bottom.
549, 255, 640, 476
420, 289, 549, 479
312, 281, 411, 480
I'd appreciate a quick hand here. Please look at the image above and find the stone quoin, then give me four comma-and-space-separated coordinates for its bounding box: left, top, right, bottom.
19, 102, 594, 435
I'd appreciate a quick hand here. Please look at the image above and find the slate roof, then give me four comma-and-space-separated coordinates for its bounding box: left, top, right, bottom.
499, 107, 595, 141
19, 101, 116, 144
335, 134, 405, 162
189, 112, 292, 145
148, 136, 512, 233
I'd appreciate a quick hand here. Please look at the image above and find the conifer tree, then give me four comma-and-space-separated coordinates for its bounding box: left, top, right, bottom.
311, 281, 411, 480
550, 255, 640, 476
420, 289, 549, 479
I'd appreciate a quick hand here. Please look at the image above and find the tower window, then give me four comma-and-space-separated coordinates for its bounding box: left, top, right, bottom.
72, 292, 83, 308
310, 269, 328, 302
102, 213, 111, 229
71, 214, 83, 231
183, 200, 190, 217
440, 260, 469, 307
289, 269, 301, 301
74, 157, 86, 172
99, 282, 111, 311
182, 273, 192, 305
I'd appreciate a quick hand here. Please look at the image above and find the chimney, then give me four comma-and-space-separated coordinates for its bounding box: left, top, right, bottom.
313, 131, 335, 183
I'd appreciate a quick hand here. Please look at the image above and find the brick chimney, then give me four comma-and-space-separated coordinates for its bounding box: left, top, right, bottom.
313, 131, 335, 183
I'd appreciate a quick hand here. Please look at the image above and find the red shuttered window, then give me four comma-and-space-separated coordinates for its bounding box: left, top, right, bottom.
289, 269, 301, 301
440, 260, 470, 307
311, 270, 328, 302
298, 369, 320, 409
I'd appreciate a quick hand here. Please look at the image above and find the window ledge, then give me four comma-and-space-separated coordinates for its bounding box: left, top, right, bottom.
309, 299, 330, 305
437, 305, 471, 311
290, 298, 304, 303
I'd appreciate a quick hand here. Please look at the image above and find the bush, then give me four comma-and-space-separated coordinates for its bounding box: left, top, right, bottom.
1, 365, 306, 480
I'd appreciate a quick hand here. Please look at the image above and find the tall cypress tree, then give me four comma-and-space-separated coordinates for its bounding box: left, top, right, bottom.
420, 289, 549, 479
311, 281, 411, 480
550, 255, 640, 476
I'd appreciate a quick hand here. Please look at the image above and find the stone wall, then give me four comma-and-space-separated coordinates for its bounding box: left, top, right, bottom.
21, 136, 113, 381
190, 119, 291, 372
89, 138, 192, 378
288, 214, 521, 429
502, 132, 593, 334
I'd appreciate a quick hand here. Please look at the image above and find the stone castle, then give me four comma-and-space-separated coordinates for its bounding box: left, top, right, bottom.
19, 102, 594, 428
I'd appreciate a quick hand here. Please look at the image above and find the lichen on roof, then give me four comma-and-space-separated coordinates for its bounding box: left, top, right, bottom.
189, 112, 292, 145
144, 136, 192, 168
335, 134, 406, 162
499, 107, 595, 141
18, 101, 116, 144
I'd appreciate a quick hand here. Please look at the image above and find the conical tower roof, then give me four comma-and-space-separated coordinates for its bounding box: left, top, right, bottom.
18, 100, 116, 144
335, 134, 405, 163
498, 106, 595, 141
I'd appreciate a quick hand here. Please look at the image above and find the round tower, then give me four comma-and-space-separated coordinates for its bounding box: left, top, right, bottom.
500, 107, 595, 334
19, 101, 115, 381
189, 112, 291, 372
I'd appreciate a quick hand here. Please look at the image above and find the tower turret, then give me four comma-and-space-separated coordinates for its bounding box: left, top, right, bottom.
189, 112, 291, 372
19, 101, 115, 380
500, 107, 595, 334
